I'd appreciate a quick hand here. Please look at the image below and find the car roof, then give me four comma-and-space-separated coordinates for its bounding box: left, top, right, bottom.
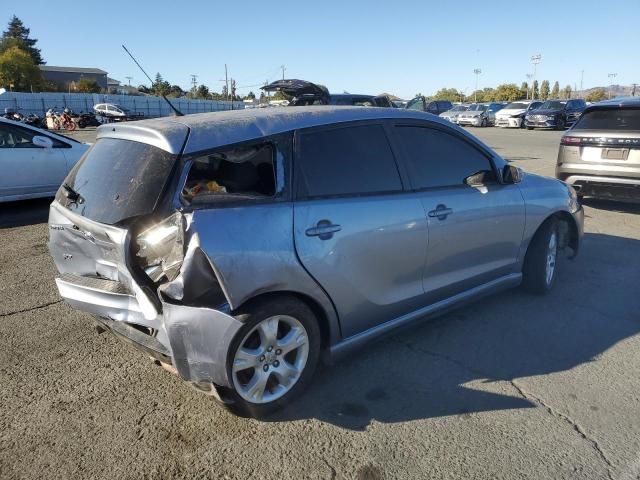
581, 97, 640, 114
97, 105, 458, 154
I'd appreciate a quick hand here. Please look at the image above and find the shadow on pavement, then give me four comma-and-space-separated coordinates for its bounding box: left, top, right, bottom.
268, 232, 640, 430
0, 198, 51, 228
582, 198, 640, 215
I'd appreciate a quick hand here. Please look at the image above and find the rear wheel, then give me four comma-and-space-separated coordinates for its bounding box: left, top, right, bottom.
522, 219, 559, 295
226, 296, 321, 417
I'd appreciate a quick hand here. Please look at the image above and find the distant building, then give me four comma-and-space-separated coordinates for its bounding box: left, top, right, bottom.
39, 66, 108, 91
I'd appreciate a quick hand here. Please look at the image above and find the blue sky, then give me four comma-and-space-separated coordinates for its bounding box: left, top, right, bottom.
8, 0, 639, 99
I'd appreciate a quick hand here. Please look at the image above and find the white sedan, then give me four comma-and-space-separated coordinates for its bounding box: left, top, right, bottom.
0, 117, 89, 202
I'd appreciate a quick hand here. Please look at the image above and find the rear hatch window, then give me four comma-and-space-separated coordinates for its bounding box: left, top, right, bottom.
55, 138, 177, 225
573, 109, 640, 131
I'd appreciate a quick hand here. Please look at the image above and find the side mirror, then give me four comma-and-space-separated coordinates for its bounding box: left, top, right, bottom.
32, 135, 53, 149
503, 164, 522, 184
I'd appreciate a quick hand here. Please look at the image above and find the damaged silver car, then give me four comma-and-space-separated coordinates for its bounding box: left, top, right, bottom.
48, 106, 583, 416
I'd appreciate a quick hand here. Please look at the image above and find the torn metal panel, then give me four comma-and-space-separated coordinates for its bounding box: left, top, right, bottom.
162, 301, 243, 387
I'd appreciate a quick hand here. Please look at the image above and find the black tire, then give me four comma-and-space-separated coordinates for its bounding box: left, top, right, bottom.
481, 117, 488, 127
522, 219, 559, 295
224, 296, 321, 417
556, 116, 566, 130
526, 126, 534, 130
78, 120, 86, 129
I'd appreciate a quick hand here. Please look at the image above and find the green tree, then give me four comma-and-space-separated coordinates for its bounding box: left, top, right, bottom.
562, 85, 572, 99
551, 81, 560, 99
540, 80, 550, 100
168, 84, 184, 97
1, 15, 43, 64
246, 91, 256, 100
195, 84, 210, 99
494, 83, 525, 101
0, 45, 43, 91
520, 81, 529, 97
153, 72, 170, 97
585, 88, 607, 102
432, 87, 462, 102
77, 78, 100, 93
532, 80, 539, 99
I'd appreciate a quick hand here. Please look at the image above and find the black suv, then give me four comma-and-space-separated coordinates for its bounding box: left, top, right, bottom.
405, 96, 453, 115
524, 99, 586, 130
261, 79, 393, 107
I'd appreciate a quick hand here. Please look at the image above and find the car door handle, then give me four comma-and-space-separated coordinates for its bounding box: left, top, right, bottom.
305, 220, 341, 240
428, 205, 453, 220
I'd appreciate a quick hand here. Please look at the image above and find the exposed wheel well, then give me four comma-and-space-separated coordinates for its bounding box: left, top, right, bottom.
527, 211, 579, 260
232, 291, 332, 350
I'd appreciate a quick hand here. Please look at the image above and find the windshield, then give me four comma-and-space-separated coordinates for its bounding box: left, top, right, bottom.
540, 101, 565, 110
406, 98, 425, 110
450, 105, 468, 112
55, 138, 177, 225
505, 102, 528, 110
468, 104, 487, 111
573, 108, 640, 131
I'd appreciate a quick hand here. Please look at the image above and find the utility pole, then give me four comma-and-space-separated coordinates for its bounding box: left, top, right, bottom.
608, 73, 617, 99
190, 74, 198, 95
280, 65, 286, 80
125, 76, 133, 87
580, 70, 584, 92
531, 54, 542, 99
473, 68, 481, 103
632, 83, 638, 97
225, 64, 229, 102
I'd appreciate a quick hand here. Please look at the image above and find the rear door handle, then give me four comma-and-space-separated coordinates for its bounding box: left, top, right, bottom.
305, 220, 341, 240
428, 204, 453, 220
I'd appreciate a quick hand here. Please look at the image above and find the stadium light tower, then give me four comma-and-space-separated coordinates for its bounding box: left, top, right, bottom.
531, 54, 542, 98
473, 68, 482, 102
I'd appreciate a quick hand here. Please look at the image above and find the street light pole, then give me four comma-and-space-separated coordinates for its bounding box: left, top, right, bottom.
608, 73, 617, 99
473, 69, 481, 103
525, 73, 533, 100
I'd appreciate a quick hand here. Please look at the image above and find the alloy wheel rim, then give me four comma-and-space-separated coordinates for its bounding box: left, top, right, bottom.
546, 232, 558, 285
232, 315, 309, 404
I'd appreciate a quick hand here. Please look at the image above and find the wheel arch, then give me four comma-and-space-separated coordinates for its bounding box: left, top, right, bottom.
523, 210, 580, 263
231, 290, 337, 351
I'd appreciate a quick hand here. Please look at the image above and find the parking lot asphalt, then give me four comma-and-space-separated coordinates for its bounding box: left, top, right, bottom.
1, 126, 639, 480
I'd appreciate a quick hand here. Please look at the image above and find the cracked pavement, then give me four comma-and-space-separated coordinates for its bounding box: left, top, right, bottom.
1, 128, 639, 479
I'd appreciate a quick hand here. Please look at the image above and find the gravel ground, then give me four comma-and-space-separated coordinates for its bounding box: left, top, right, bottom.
1, 125, 639, 480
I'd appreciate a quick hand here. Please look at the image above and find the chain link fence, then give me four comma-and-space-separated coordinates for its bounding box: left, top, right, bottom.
0, 92, 244, 117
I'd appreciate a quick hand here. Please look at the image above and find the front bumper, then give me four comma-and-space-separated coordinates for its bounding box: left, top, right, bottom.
458, 116, 483, 126
495, 117, 522, 128
525, 116, 558, 128
55, 274, 243, 388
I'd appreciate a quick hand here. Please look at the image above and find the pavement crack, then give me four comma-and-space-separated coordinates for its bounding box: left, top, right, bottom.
511, 380, 615, 480
0, 300, 63, 318
320, 457, 337, 480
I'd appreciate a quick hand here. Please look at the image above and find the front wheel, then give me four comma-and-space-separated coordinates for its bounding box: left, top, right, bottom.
226, 296, 321, 417
522, 219, 559, 295
556, 117, 566, 130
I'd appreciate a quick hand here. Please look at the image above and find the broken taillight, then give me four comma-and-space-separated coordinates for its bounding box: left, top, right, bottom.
136, 212, 185, 282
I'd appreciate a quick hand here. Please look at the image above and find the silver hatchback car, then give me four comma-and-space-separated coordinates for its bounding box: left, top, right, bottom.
48, 107, 583, 415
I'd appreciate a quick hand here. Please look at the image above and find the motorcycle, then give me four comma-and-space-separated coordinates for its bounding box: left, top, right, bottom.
46, 108, 76, 131
76, 112, 100, 129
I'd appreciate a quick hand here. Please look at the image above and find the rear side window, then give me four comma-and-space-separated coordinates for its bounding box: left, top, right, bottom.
395, 126, 495, 188
297, 124, 402, 198
573, 109, 640, 131
183, 144, 277, 204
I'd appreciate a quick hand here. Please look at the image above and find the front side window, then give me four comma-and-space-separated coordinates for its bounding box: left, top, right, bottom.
297, 124, 402, 198
394, 126, 495, 189
0, 123, 35, 148
406, 98, 425, 111
183, 144, 277, 204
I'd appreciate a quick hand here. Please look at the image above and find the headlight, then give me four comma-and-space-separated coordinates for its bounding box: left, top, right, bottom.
136, 212, 185, 282
510, 114, 522, 118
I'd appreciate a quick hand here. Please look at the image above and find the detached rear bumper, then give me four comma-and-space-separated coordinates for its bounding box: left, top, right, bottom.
55, 274, 243, 388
